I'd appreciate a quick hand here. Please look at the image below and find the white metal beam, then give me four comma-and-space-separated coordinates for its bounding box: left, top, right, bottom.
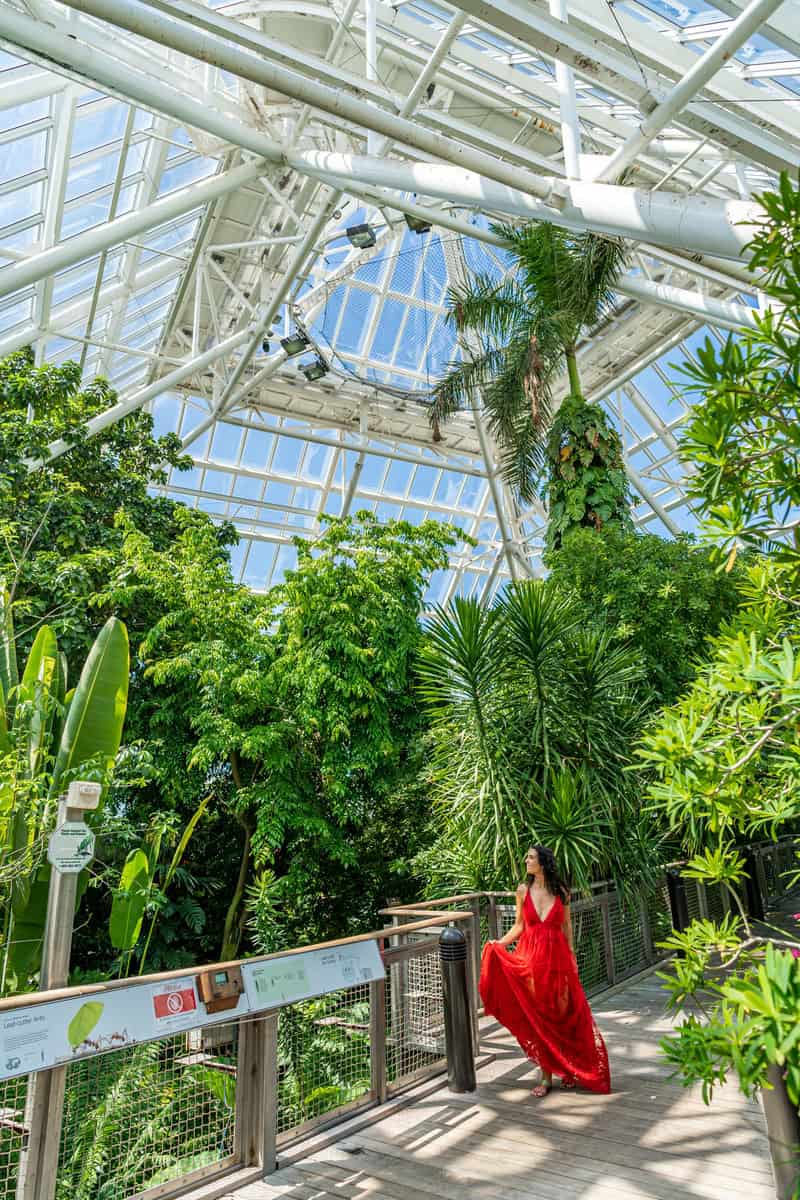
595, 0, 787, 182
0, 161, 265, 300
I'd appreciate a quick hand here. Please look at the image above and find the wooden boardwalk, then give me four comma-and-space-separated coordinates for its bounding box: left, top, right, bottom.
224, 971, 774, 1200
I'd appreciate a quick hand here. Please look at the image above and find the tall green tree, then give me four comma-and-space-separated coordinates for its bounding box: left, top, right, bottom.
547, 526, 744, 703
0, 348, 240, 975
103, 509, 460, 958
431, 224, 626, 500
0, 347, 233, 668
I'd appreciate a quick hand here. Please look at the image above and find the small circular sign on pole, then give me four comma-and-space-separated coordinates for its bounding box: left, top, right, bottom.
47, 821, 95, 873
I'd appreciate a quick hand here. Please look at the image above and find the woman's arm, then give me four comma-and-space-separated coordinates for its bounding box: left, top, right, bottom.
494, 886, 525, 947
562, 900, 577, 960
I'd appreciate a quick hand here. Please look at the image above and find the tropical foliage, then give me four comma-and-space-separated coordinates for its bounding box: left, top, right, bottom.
638, 173, 800, 1155
431, 223, 625, 500
547, 526, 744, 703
542, 397, 633, 554
416, 581, 661, 897
0, 593, 129, 992
101, 508, 460, 960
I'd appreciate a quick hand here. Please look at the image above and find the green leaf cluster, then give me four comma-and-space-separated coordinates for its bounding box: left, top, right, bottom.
640, 171, 800, 1147
548, 525, 745, 703
101, 507, 462, 958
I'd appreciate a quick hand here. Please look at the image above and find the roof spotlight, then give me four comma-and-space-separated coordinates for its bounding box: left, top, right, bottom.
280, 331, 310, 357
261, 338, 270, 354
346, 223, 377, 249
404, 213, 432, 235
301, 356, 328, 382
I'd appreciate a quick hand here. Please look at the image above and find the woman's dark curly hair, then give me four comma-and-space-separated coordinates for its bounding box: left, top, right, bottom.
524, 845, 570, 903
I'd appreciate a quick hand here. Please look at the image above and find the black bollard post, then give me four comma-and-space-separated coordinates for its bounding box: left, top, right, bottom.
666, 867, 690, 933
742, 846, 765, 922
439, 926, 476, 1093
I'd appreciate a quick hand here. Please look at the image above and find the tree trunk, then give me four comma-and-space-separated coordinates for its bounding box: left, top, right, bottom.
762, 1063, 800, 1199
220, 814, 253, 962
565, 348, 582, 399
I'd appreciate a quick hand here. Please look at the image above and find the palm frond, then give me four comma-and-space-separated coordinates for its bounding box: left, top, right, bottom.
480, 331, 557, 499
571, 232, 627, 330
446, 274, 531, 344
428, 346, 505, 425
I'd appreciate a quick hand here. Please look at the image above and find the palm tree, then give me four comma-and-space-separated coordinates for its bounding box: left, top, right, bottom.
430, 223, 626, 501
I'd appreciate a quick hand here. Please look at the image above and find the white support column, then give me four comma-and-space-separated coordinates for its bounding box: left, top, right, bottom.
548, 0, 582, 179
364, 0, 378, 155
595, 0, 786, 182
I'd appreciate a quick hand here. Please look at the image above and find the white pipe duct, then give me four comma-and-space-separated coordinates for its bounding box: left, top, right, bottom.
299, 152, 760, 260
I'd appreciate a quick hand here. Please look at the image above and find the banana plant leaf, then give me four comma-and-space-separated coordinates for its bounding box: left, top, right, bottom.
8, 618, 130, 985
109, 848, 151, 951
0, 583, 18, 725
17, 625, 59, 780
50, 616, 129, 801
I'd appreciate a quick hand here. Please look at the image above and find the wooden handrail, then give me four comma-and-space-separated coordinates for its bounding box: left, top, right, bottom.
0, 910, 474, 1014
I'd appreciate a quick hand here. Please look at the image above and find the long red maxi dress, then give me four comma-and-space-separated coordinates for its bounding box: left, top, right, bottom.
479, 890, 611, 1093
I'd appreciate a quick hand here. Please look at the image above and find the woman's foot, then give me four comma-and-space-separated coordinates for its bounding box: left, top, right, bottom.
561, 1077, 577, 1090
532, 1075, 552, 1098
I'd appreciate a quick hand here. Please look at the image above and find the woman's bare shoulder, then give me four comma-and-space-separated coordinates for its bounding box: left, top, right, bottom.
516, 882, 527, 897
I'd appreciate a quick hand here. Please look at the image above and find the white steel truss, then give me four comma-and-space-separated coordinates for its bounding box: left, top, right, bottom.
0, 0, 796, 596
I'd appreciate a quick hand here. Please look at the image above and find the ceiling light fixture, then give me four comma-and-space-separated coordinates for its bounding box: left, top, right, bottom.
301, 357, 328, 382
281, 331, 310, 357
346, 223, 377, 249
405, 213, 432, 235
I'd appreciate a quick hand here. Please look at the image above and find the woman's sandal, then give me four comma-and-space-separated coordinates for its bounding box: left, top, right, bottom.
531, 1081, 552, 1098
561, 1077, 577, 1090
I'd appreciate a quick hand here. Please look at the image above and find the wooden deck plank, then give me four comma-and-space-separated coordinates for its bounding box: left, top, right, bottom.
212, 965, 775, 1200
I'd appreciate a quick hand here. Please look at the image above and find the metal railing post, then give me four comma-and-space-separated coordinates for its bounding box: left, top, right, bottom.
742, 846, 766, 921
639, 896, 655, 963
468, 900, 481, 1044
438, 928, 476, 1093
600, 895, 616, 986
487, 894, 501, 941
666, 867, 690, 932
369, 977, 387, 1104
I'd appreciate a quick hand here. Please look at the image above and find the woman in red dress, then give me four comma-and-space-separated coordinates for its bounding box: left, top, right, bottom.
479, 845, 611, 1097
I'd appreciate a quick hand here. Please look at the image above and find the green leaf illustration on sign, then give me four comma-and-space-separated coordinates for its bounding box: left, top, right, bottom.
67, 1001, 104, 1050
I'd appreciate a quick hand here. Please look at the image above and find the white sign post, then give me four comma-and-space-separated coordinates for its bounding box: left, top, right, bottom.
17, 786, 99, 1200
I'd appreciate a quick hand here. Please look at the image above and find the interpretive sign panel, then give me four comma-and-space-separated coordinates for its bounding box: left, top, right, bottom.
242, 940, 384, 1009
0, 939, 385, 1081
0, 975, 249, 1081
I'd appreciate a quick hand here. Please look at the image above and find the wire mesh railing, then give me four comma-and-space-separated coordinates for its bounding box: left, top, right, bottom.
1, 836, 795, 1200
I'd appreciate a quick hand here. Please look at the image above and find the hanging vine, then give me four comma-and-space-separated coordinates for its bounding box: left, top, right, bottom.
542, 397, 633, 556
